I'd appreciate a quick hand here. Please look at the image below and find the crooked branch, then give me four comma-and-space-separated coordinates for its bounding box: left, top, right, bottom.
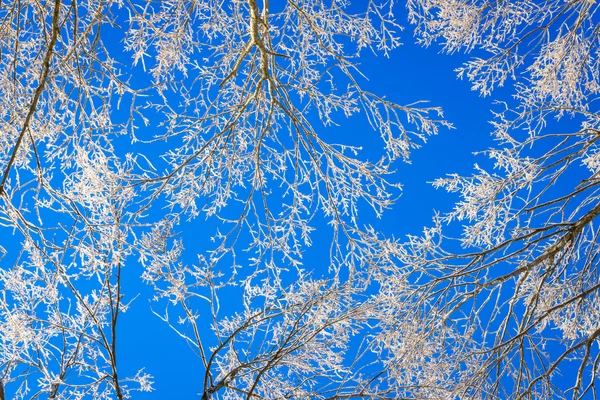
0, 0, 63, 196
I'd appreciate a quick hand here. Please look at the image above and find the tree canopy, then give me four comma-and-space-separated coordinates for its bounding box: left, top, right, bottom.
0, 0, 599, 399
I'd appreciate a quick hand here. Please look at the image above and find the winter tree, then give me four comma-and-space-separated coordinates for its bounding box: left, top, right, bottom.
0, 0, 598, 399
401, 0, 600, 398
0, 0, 448, 397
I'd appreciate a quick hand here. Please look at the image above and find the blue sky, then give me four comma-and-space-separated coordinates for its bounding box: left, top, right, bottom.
0, 7, 499, 399
0, 2, 587, 398
110, 14, 502, 399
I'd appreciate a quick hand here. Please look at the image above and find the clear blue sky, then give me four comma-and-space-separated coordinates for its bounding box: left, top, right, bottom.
1, 3, 579, 398
111, 11, 501, 399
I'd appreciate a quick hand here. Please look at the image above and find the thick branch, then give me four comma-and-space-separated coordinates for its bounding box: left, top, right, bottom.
0, 0, 63, 195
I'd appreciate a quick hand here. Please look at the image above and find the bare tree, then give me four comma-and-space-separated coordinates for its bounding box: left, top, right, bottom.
0, 0, 451, 398
6, 0, 598, 398
0, 0, 149, 397
398, 0, 600, 398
